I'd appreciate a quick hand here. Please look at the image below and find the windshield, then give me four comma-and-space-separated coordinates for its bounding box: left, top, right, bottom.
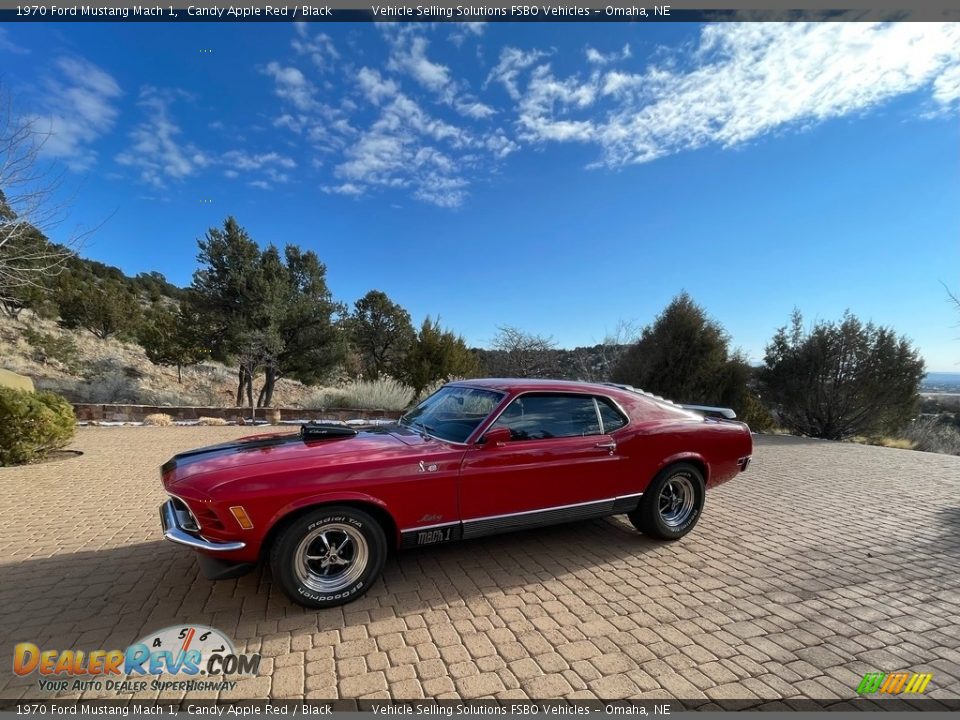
400, 386, 504, 444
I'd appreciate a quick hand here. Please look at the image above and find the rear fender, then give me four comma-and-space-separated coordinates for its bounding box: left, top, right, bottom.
655, 452, 709, 484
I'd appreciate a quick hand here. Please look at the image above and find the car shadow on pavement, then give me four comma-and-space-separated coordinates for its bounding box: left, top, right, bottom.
0, 515, 665, 657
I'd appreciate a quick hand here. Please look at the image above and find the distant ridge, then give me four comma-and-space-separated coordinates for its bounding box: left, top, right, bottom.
922, 372, 960, 393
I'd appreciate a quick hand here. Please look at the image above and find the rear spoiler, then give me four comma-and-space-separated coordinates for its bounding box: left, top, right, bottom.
601, 383, 737, 420
679, 404, 737, 420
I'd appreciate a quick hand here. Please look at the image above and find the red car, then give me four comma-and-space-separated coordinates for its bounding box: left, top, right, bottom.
160, 379, 752, 607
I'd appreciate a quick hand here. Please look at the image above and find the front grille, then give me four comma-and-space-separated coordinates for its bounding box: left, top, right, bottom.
194, 506, 225, 531
169, 497, 201, 532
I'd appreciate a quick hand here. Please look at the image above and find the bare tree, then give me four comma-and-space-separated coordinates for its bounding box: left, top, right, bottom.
0, 92, 83, 313
946, 282, 960, 361
574, 319, 640, 382
490, 325, 558, 377
946, 282, 960, 315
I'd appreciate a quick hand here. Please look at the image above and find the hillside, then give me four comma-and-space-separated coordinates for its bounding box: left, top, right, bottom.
1, 311, 319, 408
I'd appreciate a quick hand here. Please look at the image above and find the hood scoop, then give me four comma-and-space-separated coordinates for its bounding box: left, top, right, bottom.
300, 422, 359, 440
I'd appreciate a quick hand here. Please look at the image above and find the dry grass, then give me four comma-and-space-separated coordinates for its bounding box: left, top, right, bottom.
143, 413, 173, 426
297, 378, 419, 411
849, 435, 916, 450
849, 420, 960, 456
756, 426, 794, 436
196, 417, 228, 426
900, 416, 960, 456
340, 377, 414, 411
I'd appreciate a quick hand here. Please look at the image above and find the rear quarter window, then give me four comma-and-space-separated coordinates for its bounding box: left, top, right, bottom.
597, 397, 629, 432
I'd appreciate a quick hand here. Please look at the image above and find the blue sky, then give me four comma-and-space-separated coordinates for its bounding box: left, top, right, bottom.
2, 22, 959, 370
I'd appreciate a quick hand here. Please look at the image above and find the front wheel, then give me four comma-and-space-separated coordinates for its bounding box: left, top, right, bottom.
628, 463, 705, 540
270, 506, 387, 608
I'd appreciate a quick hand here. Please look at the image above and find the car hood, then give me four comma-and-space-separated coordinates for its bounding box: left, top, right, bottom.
162, 424, 430, 486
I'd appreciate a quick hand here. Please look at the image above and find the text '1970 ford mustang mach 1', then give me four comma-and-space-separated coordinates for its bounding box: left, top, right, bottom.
160, 379, 752, 607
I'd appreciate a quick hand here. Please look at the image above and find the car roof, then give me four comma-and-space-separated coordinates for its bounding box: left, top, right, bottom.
450, 378, 696, 418
451, 378, 632, 395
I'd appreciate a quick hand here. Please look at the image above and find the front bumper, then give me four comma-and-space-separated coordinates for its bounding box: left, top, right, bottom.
159, 499, 246, 552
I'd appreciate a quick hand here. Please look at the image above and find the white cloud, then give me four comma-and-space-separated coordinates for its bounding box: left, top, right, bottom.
262, 28, 520, 208
933, 63, 960, 106
455, 99, 497, 119
585, 43, 631, 65
485, 47, 550, 100
0, 27, 29, 54
357, 67, 399, 105
500, 23, 960, 167
115, 88, 208, 187
29, 56, 121, 170
330, 90, 508, 207
292, 25, 339, 71
413, 174, 468, 208
387, 35, 454, 97
322, 182, 364, 196
448, 22, 486, 47
222, 150, 296, 171
262, 61, 315, 111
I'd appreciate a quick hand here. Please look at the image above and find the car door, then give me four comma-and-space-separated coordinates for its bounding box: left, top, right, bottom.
458, 392, 625, 538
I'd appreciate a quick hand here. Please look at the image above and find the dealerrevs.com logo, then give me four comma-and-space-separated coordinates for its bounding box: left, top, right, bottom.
13, 625, 261, 694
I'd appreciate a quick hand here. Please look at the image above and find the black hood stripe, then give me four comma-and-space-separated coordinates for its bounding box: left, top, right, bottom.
161, 434, 305, 474
160, 423, 404, 475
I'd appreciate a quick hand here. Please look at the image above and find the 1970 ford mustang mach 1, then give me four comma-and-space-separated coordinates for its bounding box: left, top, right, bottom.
160, 379, 752, 607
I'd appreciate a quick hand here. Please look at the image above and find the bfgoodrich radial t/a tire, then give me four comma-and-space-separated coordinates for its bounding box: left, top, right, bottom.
629, 463, 706, 540
270, 506, 387, 608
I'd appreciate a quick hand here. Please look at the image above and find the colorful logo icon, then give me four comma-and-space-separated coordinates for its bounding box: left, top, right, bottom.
857, 672, 933, 695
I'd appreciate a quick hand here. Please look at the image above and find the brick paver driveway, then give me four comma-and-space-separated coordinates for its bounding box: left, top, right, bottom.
1, 428, 958, 704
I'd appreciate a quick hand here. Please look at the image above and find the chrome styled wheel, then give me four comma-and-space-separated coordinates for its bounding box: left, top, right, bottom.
658, 474, 696, 528
629, 463, 705, 540
272, 506, 387, 608
294, 523, 369, 593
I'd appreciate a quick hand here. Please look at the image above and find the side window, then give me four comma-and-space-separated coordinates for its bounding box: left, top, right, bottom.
490, 394, 601, 440
596, 397, 628, 433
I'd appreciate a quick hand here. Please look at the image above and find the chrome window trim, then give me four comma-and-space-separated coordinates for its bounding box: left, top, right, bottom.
595, 395, 631, 434
470, 389, 630, 444
592, 397, 604, 434
402, 385, 508, 446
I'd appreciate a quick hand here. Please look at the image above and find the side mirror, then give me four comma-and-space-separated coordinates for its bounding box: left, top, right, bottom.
480, 427, 512, 447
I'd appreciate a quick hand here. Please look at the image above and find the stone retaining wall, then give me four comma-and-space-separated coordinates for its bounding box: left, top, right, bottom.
72, 403, 404, 424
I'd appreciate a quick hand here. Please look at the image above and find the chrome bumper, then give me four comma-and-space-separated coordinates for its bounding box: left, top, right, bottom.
160, 499, 246, 552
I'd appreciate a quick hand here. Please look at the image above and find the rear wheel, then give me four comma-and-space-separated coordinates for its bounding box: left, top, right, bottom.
629, 463, 705, 540
270, 506, 387, 608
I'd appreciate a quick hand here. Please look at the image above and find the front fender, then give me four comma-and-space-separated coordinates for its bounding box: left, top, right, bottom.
264, 490, 398, 544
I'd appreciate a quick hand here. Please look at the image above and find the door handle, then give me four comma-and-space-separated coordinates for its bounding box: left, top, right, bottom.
594, 441, 616, 451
